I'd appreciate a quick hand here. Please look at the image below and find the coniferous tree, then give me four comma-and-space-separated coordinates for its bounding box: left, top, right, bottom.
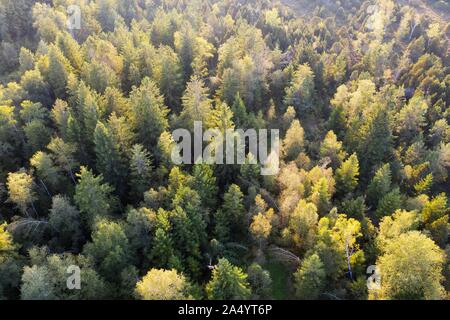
215, 184, 245, 243
335, 154, 360, 197
48, 195, 83, 251
129, 144, 153, 202
206, 258, 251, 300
83, 220, 132, 283
129, 77, 169, 152
366, 164, 392, 208
6, 170, 36, 214
74, 167, 115, 228
294, 253, 326, 300
192, 164, 218, 210
94, 121, 128, 196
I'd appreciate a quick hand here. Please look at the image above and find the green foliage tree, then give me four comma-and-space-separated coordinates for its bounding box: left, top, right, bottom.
366, 163, 392, 208
320, 131, 347, 169
129, 144, 153, 202
74, 167, 115, 228
282, 119, 305, 162
149, 209, 181, 271
94, 121, 127, 195
20, 248, 107, 300
335, 154, 359, 196
247, 263, 272, 299
47, 137, 79, 184
0, 223, 21, 300
215, 184, 245, 243
294, 253, 326, 300
376, 231, 445, 300
177, 76, 212, 129
0, 0, 449, 301
206, 258, 251, 300
421, 194, 449, 248
129, 77, 169, 151
83, 220, 132, 283
376, 188, 403, 219
284, 200, 318, 253
7, 170, 36, 214
48, 195, 83, 251
125, 207, 155, 267
284, 64, 315, 113
43, 45, 72, 99
151, 46, 183, 109
192, 164, 218, 210
30, 151, 61, 191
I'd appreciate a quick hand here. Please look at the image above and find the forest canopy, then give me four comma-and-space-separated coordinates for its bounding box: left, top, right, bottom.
0, 0, 449, 300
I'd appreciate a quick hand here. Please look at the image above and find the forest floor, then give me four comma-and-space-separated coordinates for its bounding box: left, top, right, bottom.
264, 260, 292, 300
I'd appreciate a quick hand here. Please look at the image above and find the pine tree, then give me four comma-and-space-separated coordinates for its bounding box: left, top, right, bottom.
206, 258, 251, 300
282, 119, 304, 162
151, 46, 183, 110
285, 200, 318, 253
358, 107, 393, 176
395, 93, 428, 143
48, 195, 83, 251
247, 263, 272, 299
177, 76, 212, 129
47, 137, 78, 184
129, 144, 153, 202
214, 184, 244, 243
170, 206, 204, 277
319, 131, 347, 169
19, 101, 52, 155
206, 101, 235, 133
74, 167, 115, 228
294, 253, 326, 300
83, 220, 132, 283
6, 170, 36, 214
129, 77, 169, 151
192, 164, 218, 210
20, 69, 52, 107
23, 120, 52, 155
310, 178, 332, 216
44, 45, 72, 99
94, 121, 127, 195
231, 93, 250, 129
335, 154, 360, 196
284, 64, 315, 112
367, 164, 392, 208
376, 188, 403, 219
30, 151, 61, 192
67, 81, 101, 163
149, 209, 181, 271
